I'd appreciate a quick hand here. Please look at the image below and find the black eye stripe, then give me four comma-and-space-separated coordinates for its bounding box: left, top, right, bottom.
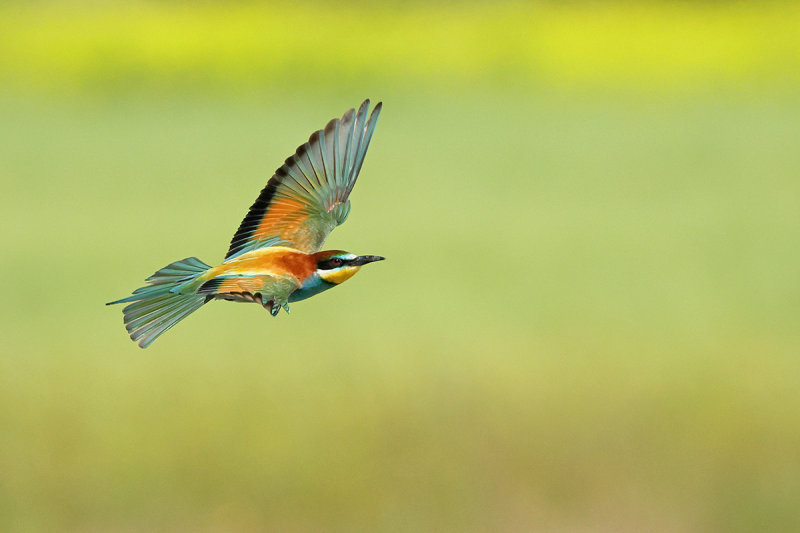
317, 258, 346, 270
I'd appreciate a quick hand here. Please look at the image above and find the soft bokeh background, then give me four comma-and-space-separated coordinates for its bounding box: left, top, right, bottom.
1, 1, 799, 531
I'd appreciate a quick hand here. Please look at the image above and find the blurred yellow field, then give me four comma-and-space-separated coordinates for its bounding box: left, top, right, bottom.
1, 1, 799, 93
1, 2, 799, 532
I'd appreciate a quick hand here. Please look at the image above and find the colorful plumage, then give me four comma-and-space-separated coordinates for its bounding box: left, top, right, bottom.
108, 100, 384, 348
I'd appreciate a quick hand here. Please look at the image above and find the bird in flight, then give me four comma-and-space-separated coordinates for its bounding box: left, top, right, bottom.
108, 99, 384, 348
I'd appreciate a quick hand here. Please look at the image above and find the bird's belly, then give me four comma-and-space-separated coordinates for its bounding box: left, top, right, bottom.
289, 279, 335, 302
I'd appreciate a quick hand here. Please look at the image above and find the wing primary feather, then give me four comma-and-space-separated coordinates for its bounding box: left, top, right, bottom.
317, 126, 331, 193
293, 148, 323, 192
332, 117, 342, 191
274, 167, 315, 201
342, 108, 357, 189
348, 100, 370, 184
338, 108, 355, 192
285, 155, 319, 197
350, 101, 382, 194
304, 136, 326, 189
322, 118, 337, 190
275, 166, 311, 196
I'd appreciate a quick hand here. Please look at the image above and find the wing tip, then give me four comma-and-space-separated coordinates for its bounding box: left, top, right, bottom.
357, 99, 382, 128
324, 117, 337, 136
370, 101, 383, 122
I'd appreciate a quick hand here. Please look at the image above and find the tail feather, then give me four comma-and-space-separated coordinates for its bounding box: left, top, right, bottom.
107, 257, 212, 348
122, 294, 176, 320
124, 294, 190, 332
126, 295, 206, 348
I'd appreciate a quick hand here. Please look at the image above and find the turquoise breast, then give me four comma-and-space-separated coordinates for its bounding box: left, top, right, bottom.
289, 276, 335, 302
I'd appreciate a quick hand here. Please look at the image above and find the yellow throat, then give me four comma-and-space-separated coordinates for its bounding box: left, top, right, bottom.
320, 265, 360, 285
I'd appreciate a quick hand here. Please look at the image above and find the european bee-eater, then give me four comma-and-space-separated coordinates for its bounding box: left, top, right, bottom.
108, 99, 384, 348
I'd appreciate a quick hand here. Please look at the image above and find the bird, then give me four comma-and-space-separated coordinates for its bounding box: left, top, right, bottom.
108, 99, 384, 348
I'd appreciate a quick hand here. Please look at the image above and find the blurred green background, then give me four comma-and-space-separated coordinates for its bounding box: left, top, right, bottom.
1, 1, 799, 531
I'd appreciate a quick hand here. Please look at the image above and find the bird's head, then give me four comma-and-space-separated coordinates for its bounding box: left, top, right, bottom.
313, 250, 385, 285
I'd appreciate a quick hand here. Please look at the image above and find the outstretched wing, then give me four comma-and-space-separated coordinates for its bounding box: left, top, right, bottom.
225, 99, 382, 260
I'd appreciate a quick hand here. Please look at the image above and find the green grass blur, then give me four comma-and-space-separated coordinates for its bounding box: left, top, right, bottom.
1, 2, 799, 531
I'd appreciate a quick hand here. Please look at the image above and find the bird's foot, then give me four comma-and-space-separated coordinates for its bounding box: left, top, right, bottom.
257, 293, 287, 317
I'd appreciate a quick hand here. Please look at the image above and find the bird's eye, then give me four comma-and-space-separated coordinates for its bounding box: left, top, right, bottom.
331, 258, 342, 266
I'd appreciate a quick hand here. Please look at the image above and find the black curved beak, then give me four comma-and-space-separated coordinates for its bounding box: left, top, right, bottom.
351, 255, 386, 266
